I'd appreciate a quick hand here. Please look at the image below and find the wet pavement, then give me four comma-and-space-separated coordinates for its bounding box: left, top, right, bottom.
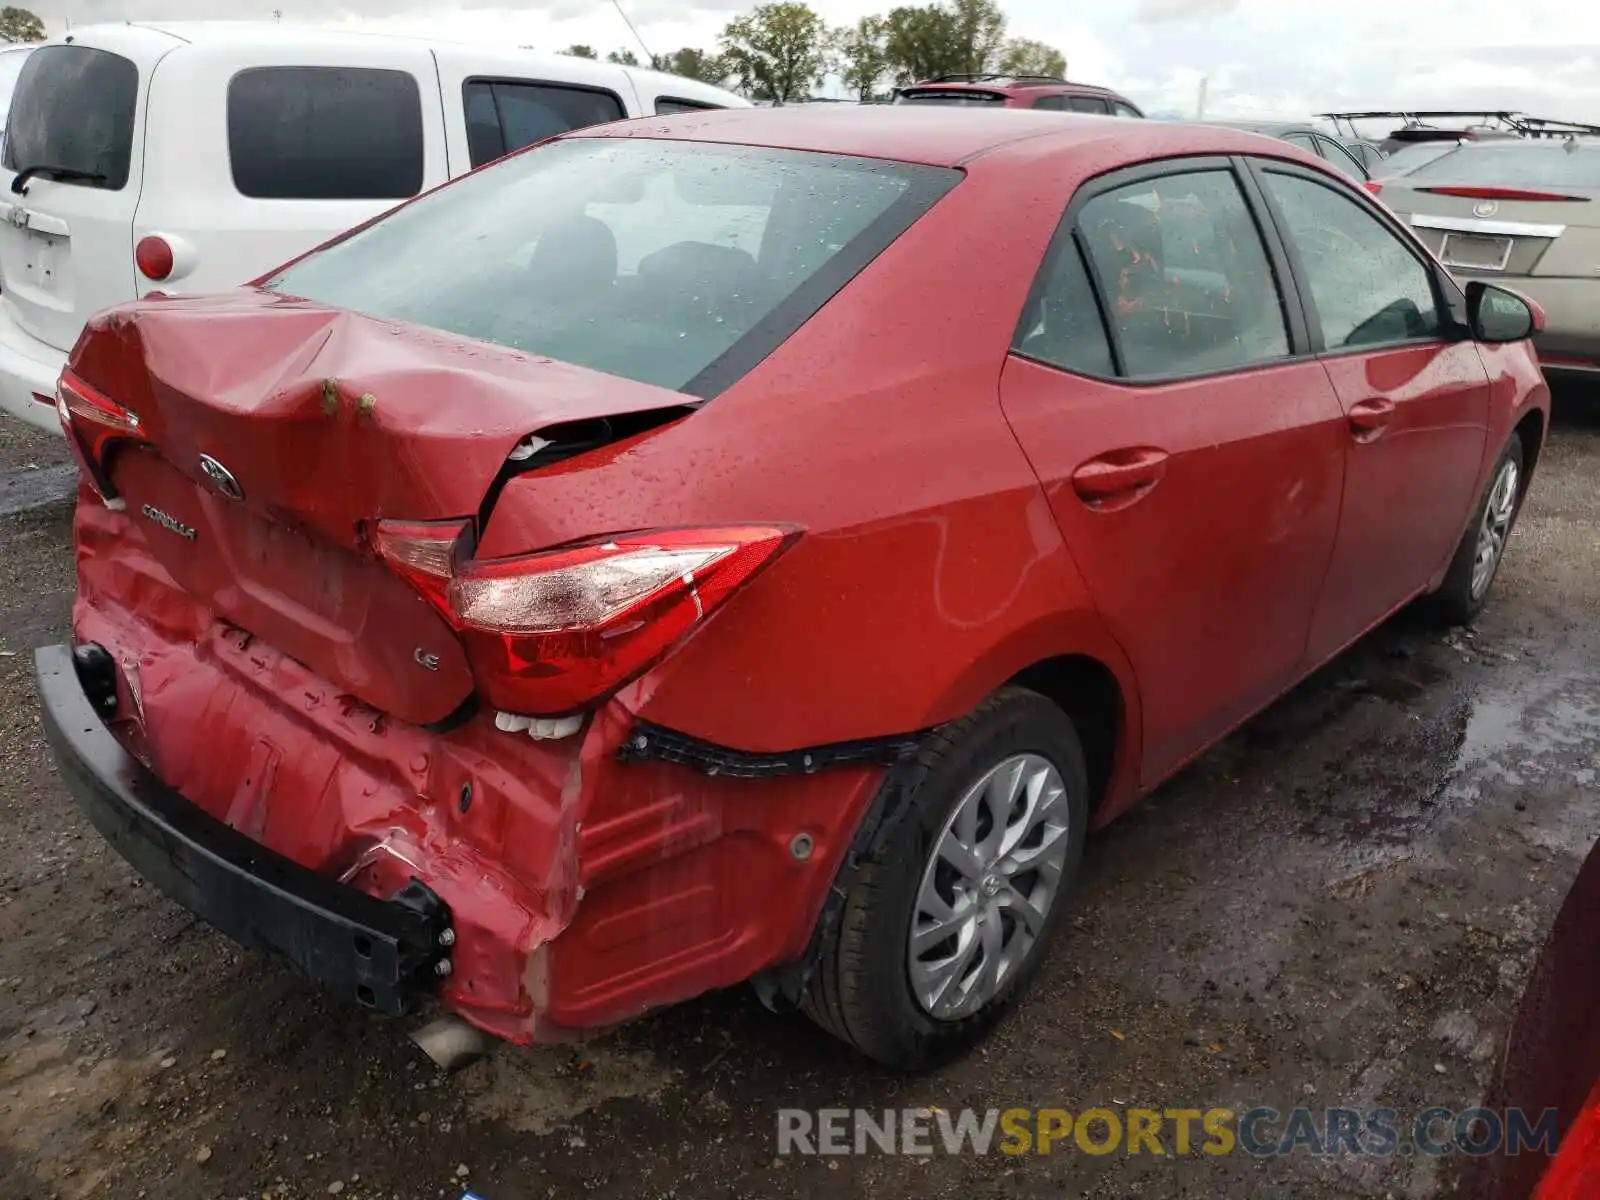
1, 395, 1597, 1199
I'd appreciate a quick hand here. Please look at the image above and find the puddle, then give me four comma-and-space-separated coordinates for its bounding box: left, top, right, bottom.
1303, 668, 1600, 857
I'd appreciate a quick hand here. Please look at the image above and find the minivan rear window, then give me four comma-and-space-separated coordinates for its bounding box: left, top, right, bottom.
264, 138, 959, 398
228, 66, 424, 200
3, 45, 138, 190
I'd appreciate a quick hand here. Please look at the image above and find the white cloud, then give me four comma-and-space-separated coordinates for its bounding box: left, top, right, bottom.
29, 0, 1600, 122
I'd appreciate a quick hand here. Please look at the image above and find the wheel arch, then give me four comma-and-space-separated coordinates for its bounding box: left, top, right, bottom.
1513, 405, 1545, 495
924, 608, 1143, 825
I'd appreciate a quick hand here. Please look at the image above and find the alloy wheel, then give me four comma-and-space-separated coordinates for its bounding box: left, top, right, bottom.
907, 753, 1073, 1021
1471, 457, 1520, 601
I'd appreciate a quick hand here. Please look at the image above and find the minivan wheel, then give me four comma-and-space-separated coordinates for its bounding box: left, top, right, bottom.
801, 688, 1089, 1070
1428, 432, 1524, 626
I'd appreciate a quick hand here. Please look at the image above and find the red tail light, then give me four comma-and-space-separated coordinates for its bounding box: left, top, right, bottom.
135, 235, 175, 281
376, 521, 795, 715
1363, 180, 1382, 196
56, 370, 151, 500
1419, 186, 1589, 202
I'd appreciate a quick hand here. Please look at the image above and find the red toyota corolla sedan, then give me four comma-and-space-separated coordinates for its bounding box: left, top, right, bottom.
35, 107, 1548, 1070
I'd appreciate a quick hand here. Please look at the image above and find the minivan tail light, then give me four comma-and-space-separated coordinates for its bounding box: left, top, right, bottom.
56, 370, 150, 500
375, 522, 795, 716
135, 235, 175, 281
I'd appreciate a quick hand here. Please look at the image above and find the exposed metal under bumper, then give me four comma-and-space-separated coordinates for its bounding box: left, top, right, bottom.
617, 718, 933, 778
34, 642, 453, 1016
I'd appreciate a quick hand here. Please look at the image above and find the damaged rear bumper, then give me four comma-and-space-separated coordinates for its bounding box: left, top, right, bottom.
34, 642, 453, 1015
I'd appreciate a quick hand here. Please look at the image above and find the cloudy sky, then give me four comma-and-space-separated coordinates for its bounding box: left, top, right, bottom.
26, 0, 1600, 124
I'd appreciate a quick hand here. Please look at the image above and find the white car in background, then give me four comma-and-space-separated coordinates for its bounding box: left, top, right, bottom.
0, 22, 746, 433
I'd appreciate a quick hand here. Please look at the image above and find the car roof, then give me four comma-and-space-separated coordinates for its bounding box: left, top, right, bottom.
574, 104, 1333, 169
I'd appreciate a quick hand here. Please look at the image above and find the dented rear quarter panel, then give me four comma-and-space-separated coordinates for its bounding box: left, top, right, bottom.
475, 140, 1146, 808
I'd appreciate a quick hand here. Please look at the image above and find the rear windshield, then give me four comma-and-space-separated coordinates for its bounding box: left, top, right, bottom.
264, 138, 958, 397
895, 90, 1006, 106
1401, 142, 1600, 190
3, 45, 138, 190
1374, 140, 1461, 179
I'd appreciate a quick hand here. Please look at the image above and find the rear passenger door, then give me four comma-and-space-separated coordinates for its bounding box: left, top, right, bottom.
433, 52, 634, 173
999, 158, 1349, 786
1249, 160, 1491, 661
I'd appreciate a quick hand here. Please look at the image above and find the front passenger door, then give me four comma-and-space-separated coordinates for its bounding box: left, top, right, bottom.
1253, 163, 1491, 662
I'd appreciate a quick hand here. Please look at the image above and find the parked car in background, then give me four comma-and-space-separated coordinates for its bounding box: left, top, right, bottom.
894, 74, 1144, 117
1372, 139, 1467, 183
36, 107, 1546, 1071
1339, 138, 1387, 174
1375, 138, 1600, 377
0, 22, 746, 434
1200, 120, 1372, 182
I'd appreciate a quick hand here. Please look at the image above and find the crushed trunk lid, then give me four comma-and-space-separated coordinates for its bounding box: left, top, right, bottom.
70, 289, 694, 725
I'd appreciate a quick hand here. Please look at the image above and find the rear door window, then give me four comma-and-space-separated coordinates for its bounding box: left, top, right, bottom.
1032, 95, 1066, 111
228, 67, 423, 200
1076, 169, 1290, 378
1068, 95, 1110, 114
3, 44, 138, 190
464, 80, 626, 167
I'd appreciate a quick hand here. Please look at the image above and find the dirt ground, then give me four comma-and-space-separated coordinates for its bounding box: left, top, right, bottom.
1, 393, 1598, 1200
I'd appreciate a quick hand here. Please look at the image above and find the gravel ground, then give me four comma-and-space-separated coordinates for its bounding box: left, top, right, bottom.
1, 393, 1597, 1200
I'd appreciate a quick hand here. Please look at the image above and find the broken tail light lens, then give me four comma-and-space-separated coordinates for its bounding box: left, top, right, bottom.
56, 369, 151, 501
376, 522, 795, 716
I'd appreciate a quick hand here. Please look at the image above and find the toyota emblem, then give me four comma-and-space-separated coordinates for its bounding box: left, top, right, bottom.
1473, 199, 1499, 218
198, 454, 244, 501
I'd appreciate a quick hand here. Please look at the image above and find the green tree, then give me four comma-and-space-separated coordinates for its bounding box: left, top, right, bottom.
719, 2, 828, 104
832, 16, 892, 102
884, 0, 1008, 84
948, 0, 1006, 75
561, 44, 598, 59
997, 37, 1066, 79
657, 47, 725, 84
883, 4, 964, 84
0, 6, 45, 43
606, 48, 640, 66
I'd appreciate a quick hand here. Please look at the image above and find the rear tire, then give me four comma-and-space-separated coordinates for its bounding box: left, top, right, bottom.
1427, 432, 1524, 626
802, 688, 1089, 1070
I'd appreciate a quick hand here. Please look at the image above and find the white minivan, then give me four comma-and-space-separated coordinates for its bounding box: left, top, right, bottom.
0, 22, 747, 432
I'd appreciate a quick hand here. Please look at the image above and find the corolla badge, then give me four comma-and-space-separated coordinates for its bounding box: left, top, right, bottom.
1473, 199, 1499, 218
140, 504, 196, 541
198, 453, 244, 501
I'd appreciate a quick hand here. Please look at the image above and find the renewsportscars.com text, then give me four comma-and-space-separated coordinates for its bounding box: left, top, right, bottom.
777, 1106, 1560, 1159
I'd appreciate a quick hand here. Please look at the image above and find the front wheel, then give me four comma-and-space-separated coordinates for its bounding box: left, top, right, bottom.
1428, 432, 1524, 626
802, 688, 1090, 1070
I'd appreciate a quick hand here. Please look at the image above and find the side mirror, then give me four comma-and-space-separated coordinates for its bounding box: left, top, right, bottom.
1466, 279, 1544, 343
